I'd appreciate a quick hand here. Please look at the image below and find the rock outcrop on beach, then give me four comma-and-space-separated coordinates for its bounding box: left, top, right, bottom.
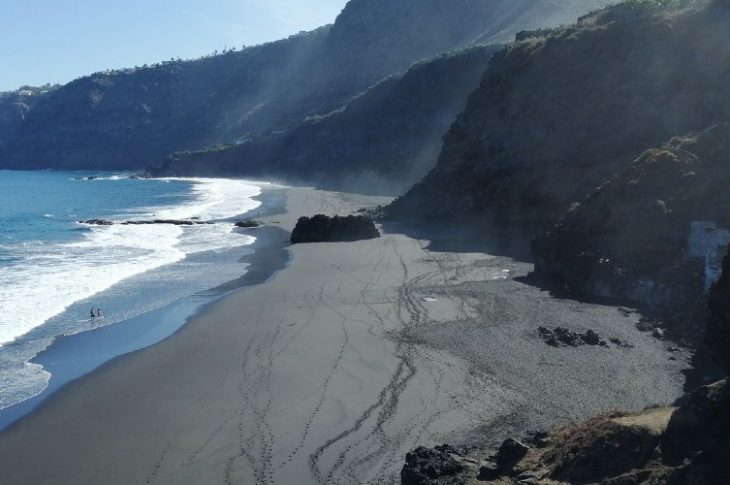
402, 381, 730, 485
80, 219, 212, 226
290, 214, 380, 244
388, 0, 730, 327
0, 0, 609, 171
401, 239, 730, 485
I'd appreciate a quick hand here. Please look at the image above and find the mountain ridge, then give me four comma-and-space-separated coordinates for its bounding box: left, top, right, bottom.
1, 0, 611, 171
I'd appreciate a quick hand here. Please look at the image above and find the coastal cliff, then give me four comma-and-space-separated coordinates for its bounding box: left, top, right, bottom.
708, 247, 730, 371
389, 0, 730, 324
1, 0, 610, 171
533, 125, 730, 338
0, 87, 56, 158
150, 46, 500, 194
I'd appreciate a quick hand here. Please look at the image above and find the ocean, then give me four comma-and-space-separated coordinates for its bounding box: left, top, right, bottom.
0, 170, 266, 412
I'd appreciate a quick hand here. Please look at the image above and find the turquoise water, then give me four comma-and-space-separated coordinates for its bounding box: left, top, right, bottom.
0, 171, 191, 248
0, 171, 264, 410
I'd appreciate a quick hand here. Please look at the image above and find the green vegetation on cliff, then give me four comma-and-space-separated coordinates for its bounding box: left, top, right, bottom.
388, 0, 730, 320
1, 0, 611, 171
151, 46, 501, 194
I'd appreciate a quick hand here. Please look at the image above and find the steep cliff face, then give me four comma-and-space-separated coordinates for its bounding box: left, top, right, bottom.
385, 0, 730, 323
389, 1, 730, 229
0, 89, 55, 154
3, 0, 611, 170
708, 249, 730, 373
532, 125, 730, 333
151, 46, 499, 194
1, 30, 329, 170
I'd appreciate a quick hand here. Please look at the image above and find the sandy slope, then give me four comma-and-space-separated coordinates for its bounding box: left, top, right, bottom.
0, 187, 687, 484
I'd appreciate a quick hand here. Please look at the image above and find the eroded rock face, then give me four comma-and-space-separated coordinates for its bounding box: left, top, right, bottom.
401, 445, 466, 485
390, 1, 730, 226
532, 124, 730, 338
388, 1, 730, 336
6, 1, 611, 172
290, 215, 380, 244
707, 247, 730, 373
494, 438, 529, 470
662, 379, 730, 483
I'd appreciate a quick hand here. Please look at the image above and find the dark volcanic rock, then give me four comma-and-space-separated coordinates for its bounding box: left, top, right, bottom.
81, 219, 114, 226
543, 414, 665, 484
581, 330, 605, 346
610, 337, 633, 349
5, 1, 607, 172
83, 218, 213, 226
538, 326, 559, 347
495, 438, 529, 470
553, 327, 581, 347
662, 379, 730, 482
477, 462, 500, 480
387, 1, 730, 338
538, 326, 610, 348
532, 124, 730, 339
707, 246, 730, 373
234, 219, 261, 228
401, 445, 465, 485
290, 214, 380, 244
122, 219, 195, 226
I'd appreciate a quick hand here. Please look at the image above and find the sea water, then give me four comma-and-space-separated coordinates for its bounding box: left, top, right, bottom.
0, 171, 266, 410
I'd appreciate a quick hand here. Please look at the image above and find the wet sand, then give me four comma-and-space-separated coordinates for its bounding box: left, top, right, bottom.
0, 187, 689, 484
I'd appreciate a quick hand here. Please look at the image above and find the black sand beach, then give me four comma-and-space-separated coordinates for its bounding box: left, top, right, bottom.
0, 187, 689, 484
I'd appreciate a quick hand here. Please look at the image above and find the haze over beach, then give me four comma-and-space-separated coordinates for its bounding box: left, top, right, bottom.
1, 1, 729, 484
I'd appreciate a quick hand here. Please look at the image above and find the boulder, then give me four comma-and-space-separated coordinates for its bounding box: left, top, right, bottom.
477, 462, 500, 480
661, 379, 730, 478
538, 326, 611, 348
538, 326, 559, 347
291, 214, 380, 244
401, 445, 465, 485
234, 219, 261, 228
495, 438, 529, 470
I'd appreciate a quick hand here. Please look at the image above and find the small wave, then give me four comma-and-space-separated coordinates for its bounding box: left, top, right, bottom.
151, 178, 266, 221
0, 178, 263, 346
0, 363, 50, 410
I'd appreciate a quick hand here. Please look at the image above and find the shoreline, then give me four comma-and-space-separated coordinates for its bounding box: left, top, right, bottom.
0, 186, 688, 484
0, 184, 290, 430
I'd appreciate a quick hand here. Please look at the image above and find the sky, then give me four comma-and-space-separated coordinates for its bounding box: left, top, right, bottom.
0, 0, 349, 92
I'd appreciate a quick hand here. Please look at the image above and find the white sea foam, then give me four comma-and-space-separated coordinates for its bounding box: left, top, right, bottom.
0, 178, 264, 347
146, 178, 265, 221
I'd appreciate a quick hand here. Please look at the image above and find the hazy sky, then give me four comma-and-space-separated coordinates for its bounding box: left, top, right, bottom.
0, 0, 350, 91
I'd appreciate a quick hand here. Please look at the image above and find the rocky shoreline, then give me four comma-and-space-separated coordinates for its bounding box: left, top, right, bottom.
400, 247, 730, 485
